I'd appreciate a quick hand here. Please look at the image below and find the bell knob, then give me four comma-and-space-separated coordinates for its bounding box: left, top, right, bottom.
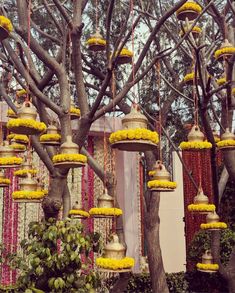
122, 103, 148, 130
188, 125, 204, 142
193, 188, 209, 204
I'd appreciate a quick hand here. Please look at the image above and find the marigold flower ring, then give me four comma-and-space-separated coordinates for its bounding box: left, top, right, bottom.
14, 169, 37, 177
7, 134, 29, 144
217, 139, 235, 149
215, 47, 235, 60
89, 207, 123, 217
96, 257, 135, 270
188, 203, 215, 212
86, 38, 106, 46
69, 209, 90, 218
7, 119, 47, 135
0, 178, 11, 185
53, 153, 87, 163
40, 133, 61, 142
200, 222, 227, 230
147, 180, 177, 189
196, 263, 219, 271
12, 190, 45, 200
176, 2, 202, 21
180, 141, 212, 150
0, 157, 23, 167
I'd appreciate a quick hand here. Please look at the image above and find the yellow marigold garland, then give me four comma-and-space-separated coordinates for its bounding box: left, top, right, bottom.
69, 209, 90, 218
7, 134, 29, 143
89, 207, 122, 216
0, 157, 22, 166
119, 48, 133, 57
7, 119, 47, 133
86, 38, 106, 46
196, 263, 219, 271
12, 190, 45, 200
10, 144, 26, 151
0, 178, 10, 185
13, 169, 37, 177
52, 153, 87, 163
180, 141, 212, 150
147, 180, 177, 189
176, 2, 202, 15
148, 170, 156, 177
200, 222, 227, 230
109, 129, 159, 144
40, 133, 61, 142
183, 72, 196, 83
217, 139, 235, 148
216, 77, 226, 86
179, 26, 202, 37
188, 204, 215, 212
70, 107, 81, 116
96, 257, 135, 270
0, 16, 13, 32
215, 47, 235, 60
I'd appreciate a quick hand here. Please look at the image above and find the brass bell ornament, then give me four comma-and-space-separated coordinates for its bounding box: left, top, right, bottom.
197, 250, 219, 273
68, 201, 90, 219
217, 128, 235, 150
39, 123, 61, 146
0, 141, 22, 168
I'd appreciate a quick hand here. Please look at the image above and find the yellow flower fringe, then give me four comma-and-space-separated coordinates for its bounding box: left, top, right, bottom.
119, 48, 133, 57
7, 119, 47, 133
86, 38, 106, 46
52, 153, 87, 163
0, 16, 13, 32
10, 144, 26, 151
70, 107, 81, 116
147, 180, 177, 189
12, 190, 45, 200
216, 77, 226, 86
215, 47, 235, 59
7, 109, 17, 117
196, 263, 219, 271
96, 257, 135, 270
217, 139, 235, 148
180, 141, 212, 150
0, 178, 10, 184
16, 89, 27, 97
89, 207, 123, 216
13, 169, 37, 177
148, 170, 156, 176
176, 2, 202, 15
188, 204, 215, 212
183, 72, 197, 83
40, 133, 61, 142
200, 222, 227, 230
69, 209, 90, 218
0, 157, 22, 166
7, 134, 29, 143
109, 128, 159, 144
179, 26, 202, 37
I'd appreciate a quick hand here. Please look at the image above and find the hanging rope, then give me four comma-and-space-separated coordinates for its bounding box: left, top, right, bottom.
192, 55, 199, 126
155, 61, 162, 161
95, 0, 99, 32
26, 0, 31, 103
130, 0, 137, 102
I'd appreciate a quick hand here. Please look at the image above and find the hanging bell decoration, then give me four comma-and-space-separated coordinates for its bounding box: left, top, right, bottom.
52, 135, 87, 169
214, 39, 235, 61
109, 103, 159, 152
70, 100, 81, 120
86, 30, 106, 52
179, 24, 202, 39
7, 134, 29, 145
68, 201, 90, 219
0, 169, 10, 187
200, 211, 227, 230
10, 139, 26, 153
217, 128, 235, 150
0, 141, 23, 168
147, 161, 177, 192
13, 160, 37, 178
115, 47, 133, 65
188, 187, 215, 214
40, 123, 61, 146
0, 16, 13, 41
176, 1, 202, 21
196, 250, 219, 273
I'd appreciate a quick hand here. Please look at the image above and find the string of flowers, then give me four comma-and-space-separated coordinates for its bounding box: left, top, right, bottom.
52, 153, 87, 163
96, 257, 135, 270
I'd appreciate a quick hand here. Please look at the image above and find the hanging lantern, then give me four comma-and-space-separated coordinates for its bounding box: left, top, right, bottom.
176, 1, 202, 21
52, 135, 87, 169
217, 128, 235, 150
196, 250, 219, 273
0, 15, 13, 41
89, 189, 122, 218
70, 101, 81, 120
109, 103, 159, 152
188, 188, 215, 213
0, 170, 10, 188
179, 25, 202, 38
7, 101, 47, 135
200, 211, 227, 230
13, 161, 37, 178
180, 125, 212, 150
9, 140, 26, 153
86, 30, 106, 52
96, 234, 135, 272
0, 141, 23, 168
68, 201, 90, 219
183, 72, 199, 85
40, 124, 61, 146
214, 39, 235, 61
147, 161, 177, 192
7, 133, 29, 145
115, 47, 133, 65
12, 174, 45, 203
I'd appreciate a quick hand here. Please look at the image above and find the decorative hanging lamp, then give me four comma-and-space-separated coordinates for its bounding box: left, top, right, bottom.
109, 103, 159, 152
200, 211, 227, 230
7, 133, 29, 145
12, 173, 45, 203
179, 24, 202, 38
214, 39, 235, 61
89, 189, 122, 218
147, 161, 177, 192
115, 47, 133, 65
0, 15, 13, 41
13, 160, 37, 178
180, 125, 212, 150
9, 140, 26, 153
7, 101, 47, 135
70, 101, 81, 120
39, 123, 61, 146
188, 187, 215, 213
86, 30, 106, 52
0, 141, 22, 168
176, 1, 202, 21
68, 201, 90, 219
0, 169, 10, 188
217, 128, 235, 150
196, 250, 219, 273
52, 135, 87, 169
96, 234, 135, 272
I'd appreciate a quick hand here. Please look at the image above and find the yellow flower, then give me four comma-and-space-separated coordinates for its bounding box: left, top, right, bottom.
40, 133, 61, 142
7, 109, 17, 118
52, 153, 87, 163
200, 222, 227, 230
69, 209, 90, 218
14, 169, 37, 177
196, 263, 219, 271
86, 37, 106, 46
148, 170, 156, 177
0, 16, 13, 33
96, 257, 135, 270
0, 157, 22, 166
183, 72, 195, 83
10, 144, 26, 151
217, 139, 235, 148
215, 47, 235, 59
179, 26, 202, 37
16, 89, 27, 97
147, 180, 177, 189
176, 2, 202, 15
70, 107, 81, 116
7, 134, 29, 144
0, 178, 10, 185
116, 48, 133, 57
7, 119, 47, 134
89, 207, 122, 216
216, 77, 226, 86
179, 141, 212, 150
12, 190, 45, 200
188, 204, 215, 212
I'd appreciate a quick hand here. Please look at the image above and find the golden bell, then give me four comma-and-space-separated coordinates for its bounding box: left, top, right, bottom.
47, 124, 59, 135
206, 211, 220, 224
17, 101, 37, 120
104, 234, 126, 260
0, 141, 16, 157
188, 125, 204, 142
202, 250, 213, 265
220, 39, 234, 49
193, 188, 209, 204
221, 128, 235, 140
122, 103, 148, 130
97, 189, 114, 208
19, 174, 38, 191
60, 136, 79, 154
153, 161, 171, 181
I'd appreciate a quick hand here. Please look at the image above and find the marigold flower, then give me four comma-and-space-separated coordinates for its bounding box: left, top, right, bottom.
179, 141, 212, 150
200, 222, 227, 230
0, 16, 13, 32
196, 263, 219, 271
96, 257, 135, 270
89, 207, 122, 216
188, 203, 215, 212
52, 153, 87, 163
69, 209, 90, 218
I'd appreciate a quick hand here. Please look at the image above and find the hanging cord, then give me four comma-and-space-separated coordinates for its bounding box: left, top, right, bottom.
130, 0, 136, 102
192, 55, 199, 126
26, 0, 31, 102
224, 58, 230, 129
95, 0, 99, 32
155, 61, 162, 161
